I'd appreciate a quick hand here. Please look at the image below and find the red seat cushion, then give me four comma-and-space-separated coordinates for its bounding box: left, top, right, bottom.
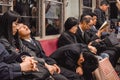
40, 38, 58, 56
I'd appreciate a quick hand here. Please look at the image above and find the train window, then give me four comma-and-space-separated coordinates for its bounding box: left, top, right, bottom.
0, 0, 12, 15
82, 8, 92, 14
13, 0, 38, 36
83, 0, 92, 7
65, 0, 79, 19
45, 0, 62, 36
82, 0, 96, 14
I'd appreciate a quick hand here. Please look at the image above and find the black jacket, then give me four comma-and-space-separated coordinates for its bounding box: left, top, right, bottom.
0, 43, 22, 80
21, 38, 56, 65
94, 8, 106, 29
58, 31, 78, 48
50, 43, 98, 80
75, 27, 99, 45
50, 43, 98, 72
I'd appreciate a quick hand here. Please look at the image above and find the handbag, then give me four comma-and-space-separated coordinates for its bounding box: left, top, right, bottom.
103, 32, 119, 47
94, 58, 119, 80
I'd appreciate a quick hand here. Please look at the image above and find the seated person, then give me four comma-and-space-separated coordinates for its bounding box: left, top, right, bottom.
58, 17, 79, 47
0, 42, 38, 80
50, 43, 98, 80
17, 23, 68, 80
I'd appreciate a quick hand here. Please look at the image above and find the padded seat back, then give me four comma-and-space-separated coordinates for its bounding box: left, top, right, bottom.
40, 38, 58, 56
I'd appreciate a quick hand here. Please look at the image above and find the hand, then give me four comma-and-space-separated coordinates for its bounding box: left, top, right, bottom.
20, 56, 38, 72
96, 27, 108, 37
45, 63, 55, 75
88, 45, 97, 54
53, 64, 61, 73
76, 66, 83, 76
95, 39, 102, 42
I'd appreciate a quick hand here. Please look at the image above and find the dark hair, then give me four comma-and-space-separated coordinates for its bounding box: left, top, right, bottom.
89, 12, 97, 17
80, 13, 92, 24
100, 0, 109, 6
82, 51, 98, 72
64, 17, 79, 31
0, 10, 21, 45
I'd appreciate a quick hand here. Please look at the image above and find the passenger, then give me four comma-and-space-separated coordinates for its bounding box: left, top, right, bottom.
50, 43, 98, 80
94, 0, 109, 29
0, 10, 67, 80
17, 23, 68, 80
58, 17, 79, 47
0, 42, 38, 80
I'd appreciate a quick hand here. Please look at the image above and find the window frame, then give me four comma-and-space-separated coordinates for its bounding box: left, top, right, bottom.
38, 0, 64, 39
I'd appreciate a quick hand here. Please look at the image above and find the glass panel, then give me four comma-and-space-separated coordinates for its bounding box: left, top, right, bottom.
82, 8, 92, 14
0, 0, 12, 15
13, 0, 38, 36
83, 0, 92, 7
65, 0, 79, 18
45, 0, 62, 35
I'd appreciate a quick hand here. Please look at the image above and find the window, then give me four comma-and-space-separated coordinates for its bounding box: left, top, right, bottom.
14, 0, 38, 36
82, 0, 92, 14
45, 0, 62, 36
82, 8, 92, 14
65, 0, 79, 18
83, 0, 92, 7
0, 0, 12, 15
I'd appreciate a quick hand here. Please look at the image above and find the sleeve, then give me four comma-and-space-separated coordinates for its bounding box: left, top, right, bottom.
0, 39, 23, 62
0, 43, 22, 79
58, 32, 76, 47
94, 9, 104, 29
64, 50, 78, 71
0, 62, 22, 80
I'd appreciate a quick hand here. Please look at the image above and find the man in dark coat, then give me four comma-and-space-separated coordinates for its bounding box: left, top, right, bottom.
94, 0, 109, 29
17, 23, 68, 80
50, 43, 98, 80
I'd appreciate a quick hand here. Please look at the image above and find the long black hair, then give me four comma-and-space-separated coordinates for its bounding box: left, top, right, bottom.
0, 10, 21, 45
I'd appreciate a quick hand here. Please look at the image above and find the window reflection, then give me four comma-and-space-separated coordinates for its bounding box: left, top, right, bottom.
13, 0, 38, 36
83, 8, 92, 14
45, 0, 61, 35
83, 0, 92, 7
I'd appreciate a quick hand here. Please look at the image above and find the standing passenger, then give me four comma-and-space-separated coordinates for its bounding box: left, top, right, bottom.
94, 0, 109, 29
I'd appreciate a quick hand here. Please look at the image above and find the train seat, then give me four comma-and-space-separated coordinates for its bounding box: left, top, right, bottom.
40, 38, 58, 56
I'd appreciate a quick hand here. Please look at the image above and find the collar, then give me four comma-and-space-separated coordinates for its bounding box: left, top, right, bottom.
24, 38, 32, 42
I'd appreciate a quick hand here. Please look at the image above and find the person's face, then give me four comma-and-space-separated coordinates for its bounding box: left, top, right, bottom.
118, 22, 120, 26
102, 4, 109, 11
12, 19, 19, 35
69, 25, 78, 34
54, 19, 60, 26
92, 16, 97, 25
18, 23, 31, 37
82, 16, 93, 30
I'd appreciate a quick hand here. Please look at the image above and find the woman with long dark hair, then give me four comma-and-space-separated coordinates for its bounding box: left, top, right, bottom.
0, 10, 38, 80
